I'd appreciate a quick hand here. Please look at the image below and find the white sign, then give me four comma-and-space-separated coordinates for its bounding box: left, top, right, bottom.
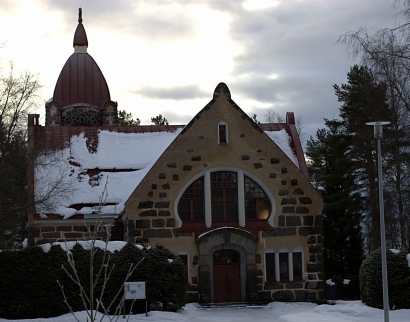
124, 282, 146, 300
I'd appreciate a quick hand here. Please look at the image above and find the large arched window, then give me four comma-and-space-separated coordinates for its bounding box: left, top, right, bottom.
244, 176, 270, 220
211, 171, 238, 221
177, 170, 272, 227
178, 177, 204, 221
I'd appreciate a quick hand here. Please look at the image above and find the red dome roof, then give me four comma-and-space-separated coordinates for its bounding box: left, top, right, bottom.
52, 11, 111, 109
53, 52, 111, 108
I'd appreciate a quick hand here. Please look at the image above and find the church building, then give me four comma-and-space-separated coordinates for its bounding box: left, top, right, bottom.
27, 10, 324, 303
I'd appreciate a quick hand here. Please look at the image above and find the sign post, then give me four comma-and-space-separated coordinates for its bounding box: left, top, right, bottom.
123, 281, 147, 318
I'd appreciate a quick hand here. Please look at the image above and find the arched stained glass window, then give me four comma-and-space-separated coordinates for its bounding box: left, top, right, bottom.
177, 171, 272, 223
211, 171, 238, 221
244, 176, 271, 220
178, 177, 204, 221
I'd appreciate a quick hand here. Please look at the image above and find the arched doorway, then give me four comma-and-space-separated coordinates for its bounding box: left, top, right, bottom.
196, 227, 258, 303
213, 249, 241, 302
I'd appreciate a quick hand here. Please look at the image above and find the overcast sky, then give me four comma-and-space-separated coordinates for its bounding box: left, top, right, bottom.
0, 0, 405, 141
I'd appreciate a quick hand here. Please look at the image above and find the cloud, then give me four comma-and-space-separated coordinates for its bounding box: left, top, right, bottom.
134, 84, 209, 100
160, 110, 194, 125
200, 0, 401, 140
41, 0, 197, 40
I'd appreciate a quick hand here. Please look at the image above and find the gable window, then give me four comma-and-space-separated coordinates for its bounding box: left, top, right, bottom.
219, 125, 226, 143
178, 178, 204, 221
218, 121, 228, 144
211, 171, 238, 221
244, 176, 270, 220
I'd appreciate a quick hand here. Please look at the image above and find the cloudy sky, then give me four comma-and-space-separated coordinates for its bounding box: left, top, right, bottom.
0, 0, 405, 141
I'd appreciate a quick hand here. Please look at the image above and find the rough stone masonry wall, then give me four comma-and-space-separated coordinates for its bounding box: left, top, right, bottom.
45, 100, 118, 126
255, 173, 323, 302
29, 222, 110, 246
125, 90, 323, 302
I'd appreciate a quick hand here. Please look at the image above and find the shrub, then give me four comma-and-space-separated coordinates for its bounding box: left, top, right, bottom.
328, 275, 360, 300
360, 248, 410, 309
0, 242, 186, 319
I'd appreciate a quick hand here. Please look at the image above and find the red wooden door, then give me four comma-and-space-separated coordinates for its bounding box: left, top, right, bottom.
213, 249, 241, 302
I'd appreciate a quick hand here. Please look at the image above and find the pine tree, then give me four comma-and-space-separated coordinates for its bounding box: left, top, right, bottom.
306, 65, 398, 297
151, 114, 169, 126
333, 65, 391, 251
307, 120, 364, 298
118, 110, 140, 126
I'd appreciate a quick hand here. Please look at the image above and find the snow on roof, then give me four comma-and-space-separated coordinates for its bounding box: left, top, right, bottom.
34, 127, 298, 219
35, 129, 182, 219
265, 129, 299, 168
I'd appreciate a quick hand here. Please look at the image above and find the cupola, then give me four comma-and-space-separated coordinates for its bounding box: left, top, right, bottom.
45, 8, 118, 126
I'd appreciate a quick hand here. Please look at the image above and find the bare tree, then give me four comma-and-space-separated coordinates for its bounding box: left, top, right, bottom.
58, 179, 144, 322
264, 108, 284, 123
0, 63, 41, 249
295, 115, 307, 150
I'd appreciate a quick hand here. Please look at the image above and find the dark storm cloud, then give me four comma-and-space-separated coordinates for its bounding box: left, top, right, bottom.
41, 0, 196, 40
230, 73, 340, 139
135, 84, 208, 100
202, 0, 403, 138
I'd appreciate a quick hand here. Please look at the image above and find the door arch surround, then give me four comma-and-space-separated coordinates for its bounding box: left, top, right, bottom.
196, 227, 258, 303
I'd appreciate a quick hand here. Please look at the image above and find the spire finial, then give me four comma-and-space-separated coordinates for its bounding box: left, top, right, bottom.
78, 8, 83, 24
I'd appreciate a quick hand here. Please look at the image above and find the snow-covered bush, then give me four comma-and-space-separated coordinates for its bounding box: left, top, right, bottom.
326, 275, 360, 300
360, 248, 410, 309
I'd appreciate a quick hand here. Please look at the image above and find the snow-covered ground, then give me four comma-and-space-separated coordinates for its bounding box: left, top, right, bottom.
1, 301, 408, 322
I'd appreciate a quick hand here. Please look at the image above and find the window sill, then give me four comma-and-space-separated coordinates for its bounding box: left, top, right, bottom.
265, 277, 305, 284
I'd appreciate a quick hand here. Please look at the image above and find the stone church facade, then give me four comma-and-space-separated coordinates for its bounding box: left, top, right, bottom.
27, 10, 324, 304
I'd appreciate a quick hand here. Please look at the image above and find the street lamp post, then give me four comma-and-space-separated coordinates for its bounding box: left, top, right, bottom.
366, 121, 390, 322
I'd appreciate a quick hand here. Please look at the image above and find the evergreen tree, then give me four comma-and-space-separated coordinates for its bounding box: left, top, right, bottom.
118, 110, 140, 126
307, 120, 364, 297
333, 65, 391, 251
151, 114, 169, 126
306, 65, 397, 297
